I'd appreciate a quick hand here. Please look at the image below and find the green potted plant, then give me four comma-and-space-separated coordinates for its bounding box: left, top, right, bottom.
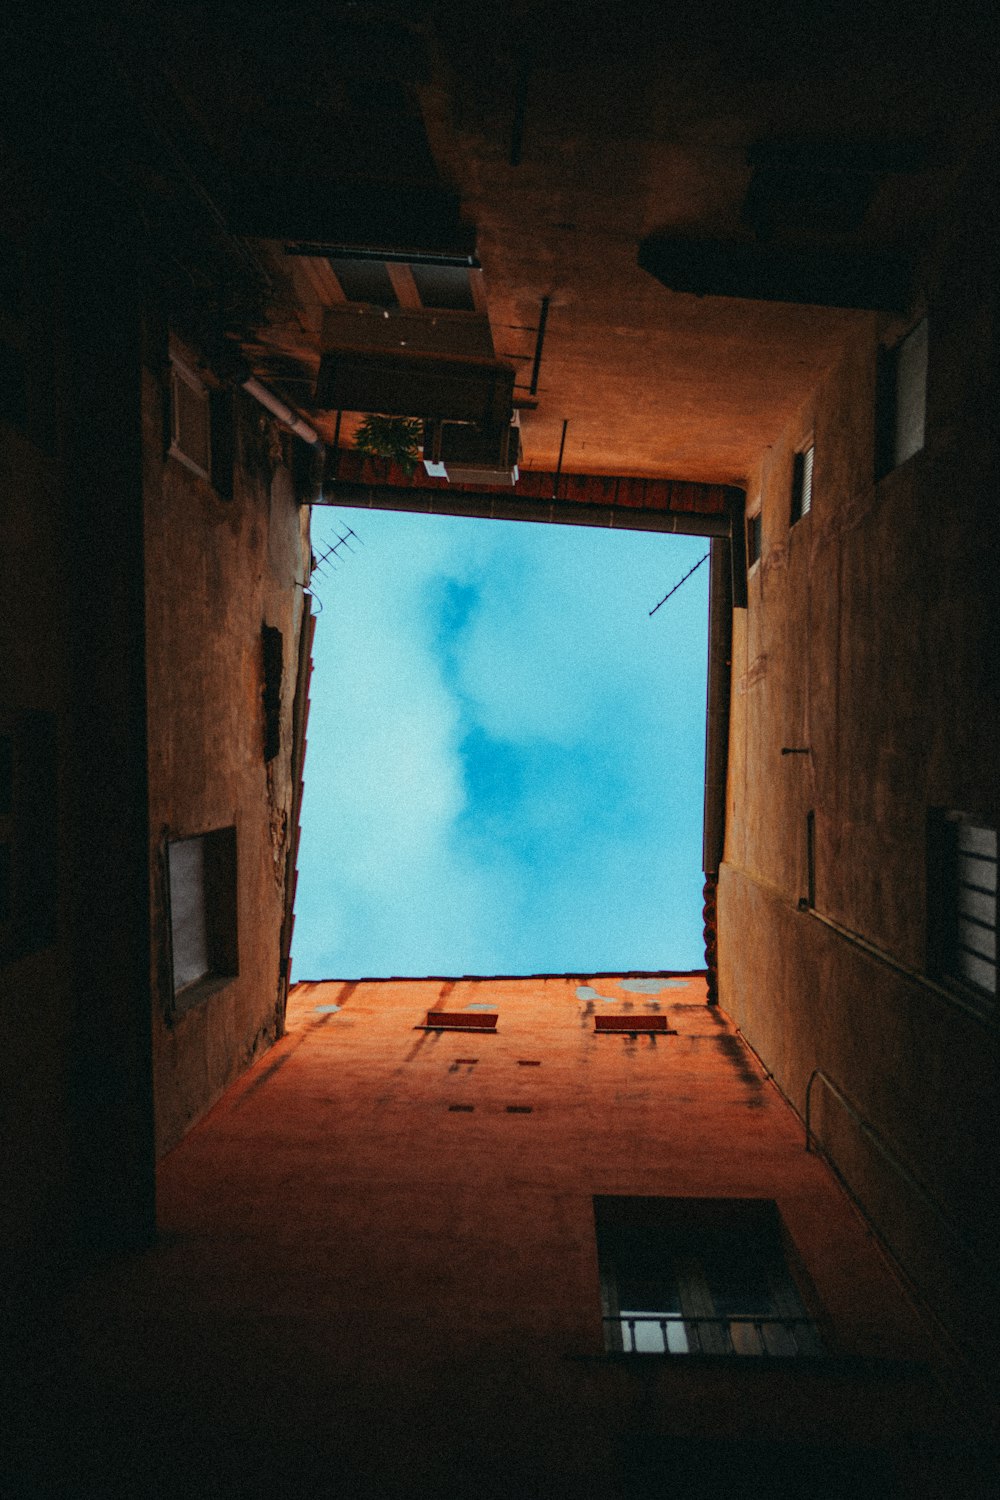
353, 414, 423, 477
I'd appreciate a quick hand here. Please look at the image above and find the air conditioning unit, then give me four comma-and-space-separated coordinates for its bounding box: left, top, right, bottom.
423, 412, 520, 486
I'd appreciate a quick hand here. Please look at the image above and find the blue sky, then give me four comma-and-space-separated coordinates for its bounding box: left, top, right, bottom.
293, 507, 709, 979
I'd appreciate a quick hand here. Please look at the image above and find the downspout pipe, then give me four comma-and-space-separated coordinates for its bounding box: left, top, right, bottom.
242, 376, 321, 447
702, 537, 733, 878
701, 537, 733, 1003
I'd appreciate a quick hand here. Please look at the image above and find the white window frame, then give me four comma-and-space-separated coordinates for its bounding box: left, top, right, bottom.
168, 349, 212, 480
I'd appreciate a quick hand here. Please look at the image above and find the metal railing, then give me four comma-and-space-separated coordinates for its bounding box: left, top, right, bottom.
604, 1314, 821, 1357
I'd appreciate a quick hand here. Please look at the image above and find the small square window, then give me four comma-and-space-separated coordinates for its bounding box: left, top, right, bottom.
746, 511, 762, 568
876, 318, 927, 478
167, 828, 238, 1008
790, 444, 813, 524
928, 812, 996, 1007
595, 1197, 822, 1357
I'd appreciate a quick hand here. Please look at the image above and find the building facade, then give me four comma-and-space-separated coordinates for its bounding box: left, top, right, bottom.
2, 3, 997, 1494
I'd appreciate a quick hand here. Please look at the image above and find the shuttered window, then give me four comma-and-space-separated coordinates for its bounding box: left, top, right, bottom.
791, 444, 813, 523
929, 812, 997, 1006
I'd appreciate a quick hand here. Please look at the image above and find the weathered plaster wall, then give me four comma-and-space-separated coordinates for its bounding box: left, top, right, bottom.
143, 363, 310, 1155
718, 154, 1000, 1391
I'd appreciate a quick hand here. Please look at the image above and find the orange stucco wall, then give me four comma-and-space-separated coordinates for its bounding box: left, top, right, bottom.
718, 151, 1000, 1397
124, 973, 947, 1493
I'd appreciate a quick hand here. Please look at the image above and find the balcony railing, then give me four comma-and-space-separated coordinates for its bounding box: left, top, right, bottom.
605, 1314, 822, 1357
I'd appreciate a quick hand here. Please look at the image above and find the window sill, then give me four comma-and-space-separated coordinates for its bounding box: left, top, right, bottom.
171, 972, 237, 1020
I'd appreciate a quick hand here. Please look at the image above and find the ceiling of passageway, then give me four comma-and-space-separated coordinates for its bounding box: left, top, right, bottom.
140, 0, 993, 484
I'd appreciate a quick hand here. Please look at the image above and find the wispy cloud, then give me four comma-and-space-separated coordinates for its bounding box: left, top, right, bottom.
294, 508, 708, 978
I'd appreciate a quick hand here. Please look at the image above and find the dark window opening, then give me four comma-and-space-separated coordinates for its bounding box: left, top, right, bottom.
791, 445, 813, 524
928, 811, 996, 1006
595, 1197, 822, 1357
747, 511, 762, 568
331, 258, 399, 307
261, 624, 284, 762
806, 810, 816, 909
167, 827, 239, 1010
876, 318, 927, 478
409, 263, 475, 311
210, 389, 235, 500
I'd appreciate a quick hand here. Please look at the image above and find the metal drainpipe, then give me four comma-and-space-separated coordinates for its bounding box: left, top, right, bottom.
702, 537, 733, 875
701, 537, 733, 1002
241, 377, 320, 446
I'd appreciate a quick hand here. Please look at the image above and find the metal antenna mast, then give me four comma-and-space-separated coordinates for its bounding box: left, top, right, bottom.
649, 550, 710, 617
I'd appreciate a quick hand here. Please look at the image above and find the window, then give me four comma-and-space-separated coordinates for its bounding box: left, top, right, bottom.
805, 810, 816, 910
876, 317, 927, 477
409, 263, 475, 311
261, 624, 283, 762
790, 444, 813, 524
168, 350, 211, 480
928, 812, 996, 1006
746, 510, 762, 568
329, 257, 399, 307
209, 389, 235, 500
595, 1197, 822, 1357
167, 828, 238, 1008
